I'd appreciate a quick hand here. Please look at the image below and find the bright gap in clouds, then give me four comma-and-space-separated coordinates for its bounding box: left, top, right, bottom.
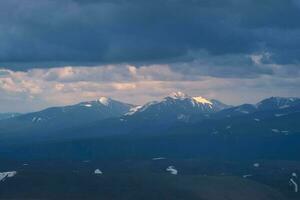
0, 64, 299, 113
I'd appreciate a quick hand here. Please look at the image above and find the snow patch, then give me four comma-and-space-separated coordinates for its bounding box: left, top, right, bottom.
290, 178, 298, 193
275, 114, 286, 117
235, 107, 249, 114
253, 163, 260, 168
84, 104, 92, 107
254, 118, 260, 122
289, 98, 296, 102
271, 129, 280, 133
94, 169, 103, 175
271, 129, 290, 135
166, 166, 178, 175
192, 96, 212, 105
240, 110, 249, 114
32, 117, 42, 122
279, 105, 290, 109
152, 157, 166, 160
125, 105, 142, 115
138, 101, 158, 112
98, 97, 110, 106
177, 114, 189, 122
243, 174, 252, 178
0, 171, 17, 182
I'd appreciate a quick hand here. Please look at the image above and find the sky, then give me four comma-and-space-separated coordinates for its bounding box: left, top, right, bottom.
0, 0, 300, 112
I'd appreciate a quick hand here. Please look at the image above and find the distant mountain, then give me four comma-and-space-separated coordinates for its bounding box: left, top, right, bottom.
2, 96, 300, 162
0, 97, 134, 138
213, 97, 300, 119
1, 94, 300, 144
257, 97, 300, 111
161, 96, 300, 140
125, 92, 230, 123
0, 113, 21, 120
119, 95, 300, 137
52, 92, 231, 138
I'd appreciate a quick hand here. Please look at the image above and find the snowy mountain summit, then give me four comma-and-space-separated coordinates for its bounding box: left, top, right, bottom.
163, 91, 221, 111
98, 97, 110, 106
126, 92, 230, 122
168, 91, 213, 105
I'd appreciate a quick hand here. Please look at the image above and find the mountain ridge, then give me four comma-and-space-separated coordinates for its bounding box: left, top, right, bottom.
0, 93, 299, 143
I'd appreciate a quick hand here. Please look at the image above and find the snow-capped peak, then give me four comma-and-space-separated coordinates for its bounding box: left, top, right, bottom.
167, 92, 212, 105
167, 91, 189, 100
98, 97, 110, 106
256, 96, 300, 110
192, 96, 213, 105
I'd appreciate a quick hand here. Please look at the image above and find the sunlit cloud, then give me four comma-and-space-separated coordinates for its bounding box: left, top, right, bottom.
1, 62, 300, 113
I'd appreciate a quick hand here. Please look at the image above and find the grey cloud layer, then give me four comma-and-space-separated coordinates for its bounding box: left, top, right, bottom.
1, 0, 300, 73
1, 0, 299, 112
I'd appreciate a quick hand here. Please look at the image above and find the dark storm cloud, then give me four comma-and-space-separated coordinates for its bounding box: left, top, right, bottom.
0, 0, 300, 73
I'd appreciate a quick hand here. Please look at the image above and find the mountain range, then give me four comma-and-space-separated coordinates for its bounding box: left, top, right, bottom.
0, 92, 299, 143
0, 97, 133, 140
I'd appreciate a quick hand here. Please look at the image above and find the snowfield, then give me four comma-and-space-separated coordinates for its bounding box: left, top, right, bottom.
290, 178, 298, 193
0, 171, 17, 182
152, 157, 166, 160
166, 166, 178, 175
94, 169, 103, 175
